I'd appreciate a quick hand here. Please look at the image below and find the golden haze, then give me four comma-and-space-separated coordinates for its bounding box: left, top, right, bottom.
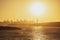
0, 0, 60, 22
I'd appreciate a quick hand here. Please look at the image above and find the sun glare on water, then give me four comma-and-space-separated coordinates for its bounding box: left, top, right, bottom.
30, 2, 46, 18
32, 26, 43, 40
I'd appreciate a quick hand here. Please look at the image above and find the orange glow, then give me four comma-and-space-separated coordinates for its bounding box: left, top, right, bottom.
29, 2, 46, 18
0, 0, 60, 22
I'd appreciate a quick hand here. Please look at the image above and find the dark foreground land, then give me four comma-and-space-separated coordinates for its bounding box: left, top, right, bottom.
0, 26, 60, 40
0, 22, 60, 40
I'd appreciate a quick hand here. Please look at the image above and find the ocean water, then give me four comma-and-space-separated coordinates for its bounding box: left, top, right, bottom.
0, 26, 60, 40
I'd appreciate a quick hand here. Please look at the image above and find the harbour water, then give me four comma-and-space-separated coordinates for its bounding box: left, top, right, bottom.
0, 26, 60, 40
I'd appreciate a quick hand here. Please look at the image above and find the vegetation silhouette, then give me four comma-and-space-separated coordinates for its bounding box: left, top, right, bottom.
0, 26, 21, 30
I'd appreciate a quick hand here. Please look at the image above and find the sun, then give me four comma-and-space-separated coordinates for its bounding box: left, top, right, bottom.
30, 2, 46, 18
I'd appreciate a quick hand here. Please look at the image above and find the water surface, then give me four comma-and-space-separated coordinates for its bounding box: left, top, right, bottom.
0, 26, 60, 40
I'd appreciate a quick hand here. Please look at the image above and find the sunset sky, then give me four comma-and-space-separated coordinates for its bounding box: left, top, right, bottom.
0, 0, 60, 22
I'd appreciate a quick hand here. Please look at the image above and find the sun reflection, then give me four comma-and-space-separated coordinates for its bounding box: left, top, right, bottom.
33, 26, 43, 40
